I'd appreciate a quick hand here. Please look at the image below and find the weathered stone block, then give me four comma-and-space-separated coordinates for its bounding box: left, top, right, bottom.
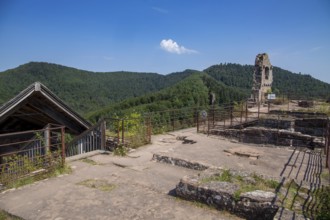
152, 154, 209, 171
176, 170, 279, 220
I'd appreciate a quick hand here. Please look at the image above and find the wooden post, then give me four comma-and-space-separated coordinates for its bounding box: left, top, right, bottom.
196, 110, 199, 133
61, 127, 65, 166
240, 103, 243, 125
172, 111, 175, 131
44, 124, 50, 154
148, 116, 152, 143
257, 101, 260, 119
117, 119, 120, 143
212, 106, 215, 127
121, 119, 125, 144
207, 112, 210, 136
224, 110, 226, 128
101, 120, 106, 150
230, 107, 233, 126
245, 101, 248, 122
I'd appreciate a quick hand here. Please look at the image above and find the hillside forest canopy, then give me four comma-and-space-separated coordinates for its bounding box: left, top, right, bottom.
1, 62, 329, 122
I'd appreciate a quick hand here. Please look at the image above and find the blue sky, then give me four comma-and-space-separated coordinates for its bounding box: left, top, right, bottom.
0, 0, 329, 83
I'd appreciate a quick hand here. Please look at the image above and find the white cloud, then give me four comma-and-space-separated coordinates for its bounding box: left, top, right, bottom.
160, 39, 197, 54
152, 6, 168, 14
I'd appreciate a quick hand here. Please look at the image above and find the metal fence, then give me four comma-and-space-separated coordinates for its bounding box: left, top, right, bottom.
197, 105, 329, 148
0, 124, 65, 185
104, 117, 151, 150
326, 121, 330, 171
66, 120, 105, 157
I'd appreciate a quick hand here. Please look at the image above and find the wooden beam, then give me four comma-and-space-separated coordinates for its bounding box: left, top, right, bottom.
29, 99, 84, 134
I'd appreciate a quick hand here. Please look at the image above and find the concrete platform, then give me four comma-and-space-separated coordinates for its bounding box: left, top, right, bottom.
0, 128, 327, 219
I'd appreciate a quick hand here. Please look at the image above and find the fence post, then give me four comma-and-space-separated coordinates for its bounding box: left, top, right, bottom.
61, 127, 65, 166
196, 110, 199, 133
240, 103, 243, 124
212, 106, 215, 127
207, 112, 210, 136
326, 132, 329, 169
101, 120, 106, 150
230, 107, 233, 126
148, 116, 152, 143
172, 111, 175, 131
44, 124, 51, 154
122, 119, 125, 144
117, 119, 120, 143
245, 101, 248, 122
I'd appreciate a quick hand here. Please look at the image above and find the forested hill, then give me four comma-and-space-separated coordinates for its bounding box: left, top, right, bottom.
86, 72, 246, 122
0, 62, 193, 114
204, 63, 330, 99
1, 62, 329, 118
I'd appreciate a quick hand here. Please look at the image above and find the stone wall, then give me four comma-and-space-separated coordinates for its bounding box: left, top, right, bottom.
175, 169, 279, 220
152, 154, 209, 171
295, 118, 327, 137
210, 127, 322, 148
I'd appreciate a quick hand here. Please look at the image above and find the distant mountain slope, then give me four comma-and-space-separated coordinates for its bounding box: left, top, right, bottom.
204, 63, 330, 99
1, 62, 329, 119
86, 72, 246, 122
0, 62, 193, 114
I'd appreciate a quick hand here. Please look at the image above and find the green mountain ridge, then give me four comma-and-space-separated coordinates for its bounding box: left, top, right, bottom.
0, 62, 193, 114
1, 62, 329, 121
204, 63, 330, 98
86, 72, 246, 122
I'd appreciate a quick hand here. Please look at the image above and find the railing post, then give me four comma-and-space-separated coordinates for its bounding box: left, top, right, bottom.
196, 110, 199, 133
212, 106, 215, 127
230, 107, 233, 127
101, 120, 106, 150
257, 101, 260, 120
245, 101, 248, 122
172, 111, 175, 131
207, 112, 210, 136
44, 124, 51, 154
61, 127, 65, 166
122, 119, 125, 144
240, 103, 243, 124
148, 116, 152, 143
117, 119, 120, 143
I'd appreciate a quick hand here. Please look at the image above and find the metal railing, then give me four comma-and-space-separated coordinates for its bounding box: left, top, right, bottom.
66, 120, 105, 157
0, 124, 65, 185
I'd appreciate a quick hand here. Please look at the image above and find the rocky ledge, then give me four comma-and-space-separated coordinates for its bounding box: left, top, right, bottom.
175, 169, 279, 220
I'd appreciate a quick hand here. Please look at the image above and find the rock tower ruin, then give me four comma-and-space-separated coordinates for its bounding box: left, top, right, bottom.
251, 53, 273, 103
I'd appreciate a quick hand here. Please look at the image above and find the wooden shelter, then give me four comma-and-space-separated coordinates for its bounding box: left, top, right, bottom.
0, 82, 91, 135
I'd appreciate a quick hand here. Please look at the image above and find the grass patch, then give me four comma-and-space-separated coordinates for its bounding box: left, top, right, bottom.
316, 186, 330, 219
77, 179, 116, 192
201, 170, 279, 200
4, 164, 71, 190
113, 145, 128, 156
80, 158, 98, 165
201, 169, 233, 183
277, 179, 330, 218
320, 170, 329, 181
0, 210, 23, 220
